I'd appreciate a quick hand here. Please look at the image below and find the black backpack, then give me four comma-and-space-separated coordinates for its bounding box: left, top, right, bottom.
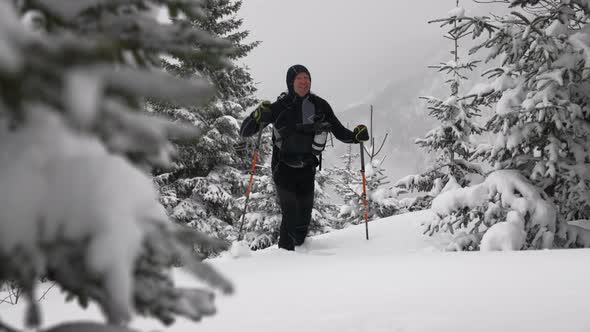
271, 93, 331, 168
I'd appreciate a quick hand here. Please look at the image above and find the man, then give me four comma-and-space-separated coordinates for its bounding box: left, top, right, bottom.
240, 64, 369, 251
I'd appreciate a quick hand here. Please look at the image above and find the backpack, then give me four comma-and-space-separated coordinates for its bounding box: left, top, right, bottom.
271, 93, 331, 168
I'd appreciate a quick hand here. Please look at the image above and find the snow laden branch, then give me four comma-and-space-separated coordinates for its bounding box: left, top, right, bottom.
0, 110, 233, 329
0, 1, 237, 331
462, 1, 590, 231
427, 170, 556, 251
428, 7, 498, 40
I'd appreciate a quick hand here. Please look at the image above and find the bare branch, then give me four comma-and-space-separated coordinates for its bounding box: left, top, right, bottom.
378, 154, 388, 167
0, 293, 13, 305
374, 133, 389, 156
37, 283, 57, 302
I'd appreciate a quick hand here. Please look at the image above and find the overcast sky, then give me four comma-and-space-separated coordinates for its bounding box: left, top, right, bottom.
239, 0, 502, 112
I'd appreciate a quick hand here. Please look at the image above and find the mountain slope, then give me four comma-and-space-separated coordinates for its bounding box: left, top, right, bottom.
322, 73, 443, 182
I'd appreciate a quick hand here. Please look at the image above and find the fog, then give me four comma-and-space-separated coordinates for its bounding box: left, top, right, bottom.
239, 1, 505, 181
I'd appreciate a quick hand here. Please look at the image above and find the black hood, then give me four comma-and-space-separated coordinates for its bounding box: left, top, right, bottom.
286, 64, 311, 95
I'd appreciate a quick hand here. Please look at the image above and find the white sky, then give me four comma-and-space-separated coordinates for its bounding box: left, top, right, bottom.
239, 0, 502, 112
3, 210, 590, 332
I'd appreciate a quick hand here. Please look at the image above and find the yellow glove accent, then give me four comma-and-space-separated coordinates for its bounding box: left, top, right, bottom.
253, 100, 271, 123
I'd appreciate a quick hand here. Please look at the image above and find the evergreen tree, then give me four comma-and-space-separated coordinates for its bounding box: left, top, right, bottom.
333, 144, 362, 227
360, 106, 402, 219
422, 0, 590, 249
310, 169, 340, 235
235, 131, 282, 250
154, 0, 260, 253
332, 108, 401, 225
365, 160, 404, 218
154, 0, 258, 176
399, 1, 489, 198
340, 159, 402, 224
334, 149, 402, 226
333, 144, 357, 196
466, 0, 590, 243
0, 1, 234, 331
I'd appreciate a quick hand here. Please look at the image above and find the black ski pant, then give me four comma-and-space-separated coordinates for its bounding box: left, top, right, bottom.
273, 163, 315, 251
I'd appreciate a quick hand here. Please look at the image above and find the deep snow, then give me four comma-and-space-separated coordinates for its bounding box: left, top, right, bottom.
2, 210, 590, 332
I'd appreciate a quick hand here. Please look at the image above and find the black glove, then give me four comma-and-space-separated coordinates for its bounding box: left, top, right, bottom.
251, 100, 272, 124
353, 124, 369, 143
233, 140, 248, 152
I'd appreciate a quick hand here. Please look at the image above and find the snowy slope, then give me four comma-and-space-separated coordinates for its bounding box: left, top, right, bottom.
3, 210, 590, 332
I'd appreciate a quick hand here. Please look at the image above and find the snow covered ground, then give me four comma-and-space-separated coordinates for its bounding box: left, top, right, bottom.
3, 210, 590, 332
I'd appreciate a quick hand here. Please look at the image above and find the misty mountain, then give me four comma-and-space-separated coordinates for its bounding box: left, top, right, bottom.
324, 70, 445, 182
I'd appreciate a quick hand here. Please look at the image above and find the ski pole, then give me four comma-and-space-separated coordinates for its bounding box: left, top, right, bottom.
360, 142, 369, 240
237, 125, 265, 241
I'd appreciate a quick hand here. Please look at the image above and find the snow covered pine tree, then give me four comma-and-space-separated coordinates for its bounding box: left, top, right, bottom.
152, 0, 261, 256
452, 0, 590, 248
0, 1, 235, 331
332, 144, 359, 227
395, 1, 488, 210
419, 0, 590, 250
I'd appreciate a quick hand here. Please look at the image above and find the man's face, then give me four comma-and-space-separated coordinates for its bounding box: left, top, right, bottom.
293, 72, 311, 97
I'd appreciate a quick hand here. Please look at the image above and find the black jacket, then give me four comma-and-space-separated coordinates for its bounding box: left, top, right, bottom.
240, 93, 356, 170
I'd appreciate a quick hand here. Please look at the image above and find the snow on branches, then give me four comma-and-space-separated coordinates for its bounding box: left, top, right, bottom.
428, 170, 556, 251
0, 0, 235, 330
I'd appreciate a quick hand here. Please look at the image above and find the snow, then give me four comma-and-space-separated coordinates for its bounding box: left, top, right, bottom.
448, 7, 466, 19
66, 69, 102, 128
569, 24, 590, 76
0, 109, 170, 324
338, 204, 353, 217
394, 174, 416, 189
440, 175, 461, 193
495, 83, 524, 115
370, 187, 392, 203
228, 241, 252, 258
294, 237, 314, 254
431, 170, 556, 233
467, 83, 494, 98
557, 222, 590, 247
398, 197, 416, 209
568, 219, 590, 231
545, 19, 568, 37
429, 177, 444, 195
480, 211, 526, 251
537, 69, 564, 86
491, 71, 517, 92
3, 210, 590, 331
443, 95, 457, 107
364, 160, 375, 177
